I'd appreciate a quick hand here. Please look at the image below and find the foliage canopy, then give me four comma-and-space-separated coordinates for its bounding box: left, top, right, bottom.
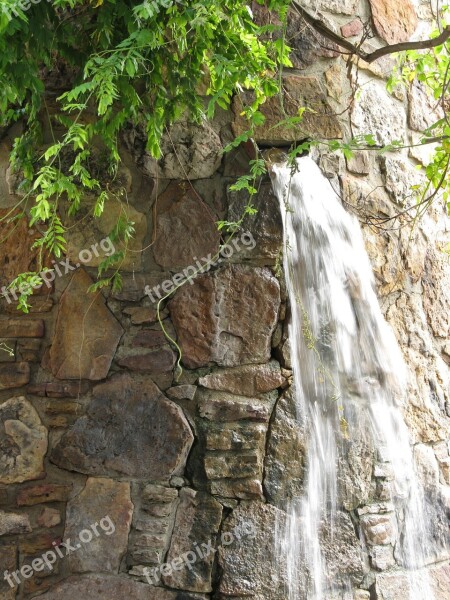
1, 0, 450, 310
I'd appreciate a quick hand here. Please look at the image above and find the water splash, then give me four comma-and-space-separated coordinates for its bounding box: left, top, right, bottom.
270, 156, 435, 599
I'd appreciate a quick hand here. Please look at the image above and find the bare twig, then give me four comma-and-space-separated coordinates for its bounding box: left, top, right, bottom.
292, 0, 450, 63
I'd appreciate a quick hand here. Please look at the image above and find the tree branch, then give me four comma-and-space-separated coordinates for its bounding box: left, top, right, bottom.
291, 0, 450, 63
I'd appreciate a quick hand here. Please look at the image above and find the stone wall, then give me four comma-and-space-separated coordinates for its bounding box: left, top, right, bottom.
0, 0, 450, 598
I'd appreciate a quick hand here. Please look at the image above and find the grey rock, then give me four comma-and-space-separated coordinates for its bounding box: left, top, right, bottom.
36, 574, 207, 599
162, 488, 222, 592
264, 388, 305, 508
352, 82, 406, 145
227, 182, 283, 263
199, 360, 285, 397
142, 120, 222, 180
0, 510, 31, 535
64, 477, 132, 573
51, 373, 193, 481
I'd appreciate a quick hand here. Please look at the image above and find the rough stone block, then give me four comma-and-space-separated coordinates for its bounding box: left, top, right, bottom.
51, 373, 193, 480
0, 318, 44, 338
162, 488, 222, 592
170, 265, 280, 369
0, 396, 47, 484
64, 477, 133, 574
0, 362, 30, 389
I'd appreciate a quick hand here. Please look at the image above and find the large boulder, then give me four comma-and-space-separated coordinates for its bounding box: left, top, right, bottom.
51, 373, 194, 481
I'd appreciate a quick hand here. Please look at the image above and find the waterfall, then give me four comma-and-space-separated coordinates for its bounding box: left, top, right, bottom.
270, 155, 435, 599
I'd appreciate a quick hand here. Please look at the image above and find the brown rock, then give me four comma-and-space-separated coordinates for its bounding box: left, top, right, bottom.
153, 182, 220, 269
360, 513, 396, 545
198, 389, 277, 422
45, 401, 81, 415
0, 509, 31, 535
204, 452, 261, 480
37, 507, 61, 528
0, 396, 47, 484
47, 416, 68, 428
48, 269, 123, 380
341, 19, 363, 37
122, 306, 157, 324
131, 329, 167, 347
210, 478, 263, 499
117, 347, 175, 373
286, 8, 340, 69
0, 339, 15, 361
166, 384, 197, 401
16, 338, 41, 362
17, 483, 72, 506
0, 209, 41, 288
2, 295, 53, 313
199, 360, 285, 397
0, 362, 30, 389
20, 532, 61, 554
369, 0, 417, 44
27, 381, 89, 398
233, 75, 341, 143
36, 574, 204, 599
51, 373, 193, 480
162, 488, 222, 592
325, 62, 344, 101
142, 483, 178, 505
0, 318, 44, 338
169, 265, 280, 368
205, 423, 267, 451
111, 273, 149, 301
65, 477, 132, 573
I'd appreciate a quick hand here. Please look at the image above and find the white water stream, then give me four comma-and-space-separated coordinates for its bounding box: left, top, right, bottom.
270, 156, 435, 599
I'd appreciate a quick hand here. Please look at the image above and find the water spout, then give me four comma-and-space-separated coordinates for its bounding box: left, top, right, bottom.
270, 155, 435, 599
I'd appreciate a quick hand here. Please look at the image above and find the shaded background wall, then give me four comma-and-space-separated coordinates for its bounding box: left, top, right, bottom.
0, 0, 450, 598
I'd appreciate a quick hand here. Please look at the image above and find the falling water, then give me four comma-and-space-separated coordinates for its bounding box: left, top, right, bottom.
270, 155, 435, 599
